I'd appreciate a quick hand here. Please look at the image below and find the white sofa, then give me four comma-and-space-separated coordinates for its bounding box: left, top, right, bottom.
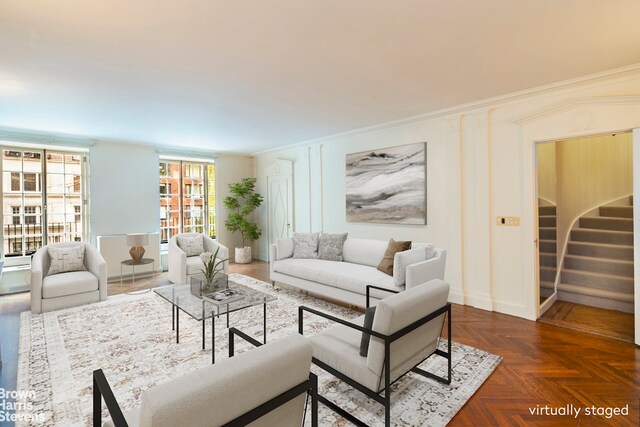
168, 233, 229, 285
30, 242, 107, 314
270, 237, 446, 307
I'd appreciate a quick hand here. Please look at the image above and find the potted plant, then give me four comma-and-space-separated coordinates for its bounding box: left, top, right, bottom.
200, 247, 228, 288
223, 177, 264, 264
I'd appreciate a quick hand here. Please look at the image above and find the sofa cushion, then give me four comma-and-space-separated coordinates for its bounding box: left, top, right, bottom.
42, 271, 98, 299
177, 235, 204, 257
272, 258, 400, 296
47, 245, 86, 276
276, 238, 294, 260
377, 239, 411, 276
292, 232, 319, 259
342, 238, 389, 267
393, 248, 427, 286
318, 233, 348, 261
309, 314, 380, 392
186, 255, 206, 276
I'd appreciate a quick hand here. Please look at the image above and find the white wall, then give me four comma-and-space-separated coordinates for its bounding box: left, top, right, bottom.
89, 141, 160, 244
255, 67, 640, 327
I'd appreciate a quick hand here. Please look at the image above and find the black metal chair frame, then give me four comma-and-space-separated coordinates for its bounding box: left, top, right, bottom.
298, 284, 451, 427
93, 328, 318, 427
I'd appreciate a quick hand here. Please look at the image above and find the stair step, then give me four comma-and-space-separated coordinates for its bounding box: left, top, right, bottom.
539, 240, 557, 253
539, 206, 556, 215
540, 266, 557, 281
539, 253, 557, 267
563, 254, 634, 277
570, 228, 633, 245
539, 216, 556, 227
580, 216, 633, 231
561, 269, 633, 294
599, 206, 633, 218
539, 227, 556, 240
567, 241, 633, 261
558, 284, 634, 313
540, 280, 554, 291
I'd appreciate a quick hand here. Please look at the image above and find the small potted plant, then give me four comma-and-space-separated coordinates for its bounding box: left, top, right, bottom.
223, 177, 264, 264
201, 247, 227, 285
191, 247, 228, 296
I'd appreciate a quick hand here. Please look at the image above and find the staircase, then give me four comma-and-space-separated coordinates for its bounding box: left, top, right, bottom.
559, 197, 634, 313
538, 204, 557, 300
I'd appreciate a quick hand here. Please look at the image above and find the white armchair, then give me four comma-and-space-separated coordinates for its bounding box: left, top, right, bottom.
30, 242, 107, 314
95, 333, 318, 427
168, 233, 229, 284
299, 279, 451, 426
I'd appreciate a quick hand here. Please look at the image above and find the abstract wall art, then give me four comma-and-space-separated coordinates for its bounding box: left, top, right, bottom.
345, 142, 426, 224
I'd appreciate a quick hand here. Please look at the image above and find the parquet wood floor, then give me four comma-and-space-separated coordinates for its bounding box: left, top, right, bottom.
540, 300, 634, 344
0, 261, 638, 426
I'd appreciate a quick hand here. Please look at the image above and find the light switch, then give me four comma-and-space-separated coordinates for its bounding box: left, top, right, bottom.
496, 216, 520, 226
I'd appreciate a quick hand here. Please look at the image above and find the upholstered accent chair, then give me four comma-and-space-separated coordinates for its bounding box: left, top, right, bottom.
299, 279, 451, 426
30, 242, 108, 314
95, 332, 318, 427
168, 233, 229, 284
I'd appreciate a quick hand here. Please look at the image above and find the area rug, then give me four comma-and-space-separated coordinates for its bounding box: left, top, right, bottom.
17, 274, 502, 426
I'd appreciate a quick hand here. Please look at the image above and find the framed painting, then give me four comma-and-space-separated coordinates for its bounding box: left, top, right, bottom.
345, 142, 426, 224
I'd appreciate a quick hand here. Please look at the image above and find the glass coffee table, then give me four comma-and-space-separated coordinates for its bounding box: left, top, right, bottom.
154, 277, 277, 363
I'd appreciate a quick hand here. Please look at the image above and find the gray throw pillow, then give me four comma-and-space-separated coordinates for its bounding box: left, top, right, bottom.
318, 233, 348, 261
177, 235, 204, 257
360, 306, 376, 357
47, 245, 86, 276
292, 233, 319, 259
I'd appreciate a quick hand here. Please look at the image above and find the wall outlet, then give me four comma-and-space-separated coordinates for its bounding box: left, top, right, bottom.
496, 216, 520, 226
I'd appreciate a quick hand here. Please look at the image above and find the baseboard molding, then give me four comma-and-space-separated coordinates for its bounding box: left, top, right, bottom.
448, 288, 465, 305
492, 300, 532, 320
466, 293, 494, 311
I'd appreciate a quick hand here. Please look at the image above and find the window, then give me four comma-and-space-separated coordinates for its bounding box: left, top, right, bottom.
24, 206, 37, 225
11, 206, 20, 225
2, 148, 86, 257
10, 172, 19, 191
159, 160, 215, 243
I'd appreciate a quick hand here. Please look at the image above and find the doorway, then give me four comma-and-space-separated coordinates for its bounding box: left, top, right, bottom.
265, 160, 293, 260
535, 132, 635, 342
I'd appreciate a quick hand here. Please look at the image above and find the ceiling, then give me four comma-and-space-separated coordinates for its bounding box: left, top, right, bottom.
0, 1, 639, 154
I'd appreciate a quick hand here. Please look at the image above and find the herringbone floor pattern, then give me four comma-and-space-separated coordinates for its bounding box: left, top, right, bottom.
1, 261, 638, 426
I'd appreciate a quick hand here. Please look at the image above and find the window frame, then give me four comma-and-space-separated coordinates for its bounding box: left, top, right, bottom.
159, 158, 215, 244
0, 147, 89, 265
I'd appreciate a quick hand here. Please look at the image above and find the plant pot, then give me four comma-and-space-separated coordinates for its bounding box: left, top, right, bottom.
235, 246, 252, 264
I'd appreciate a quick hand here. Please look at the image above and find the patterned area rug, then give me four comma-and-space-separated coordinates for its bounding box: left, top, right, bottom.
17, 274, 502, 426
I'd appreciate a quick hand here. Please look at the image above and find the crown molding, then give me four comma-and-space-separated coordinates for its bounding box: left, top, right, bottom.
251, 63, 640, 156
515, 95, 640, 125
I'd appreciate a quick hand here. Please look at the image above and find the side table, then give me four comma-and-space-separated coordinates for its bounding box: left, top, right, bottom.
120, 258, 156, 294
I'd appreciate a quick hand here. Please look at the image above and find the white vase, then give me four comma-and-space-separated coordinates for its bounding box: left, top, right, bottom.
235, 246, 252, 264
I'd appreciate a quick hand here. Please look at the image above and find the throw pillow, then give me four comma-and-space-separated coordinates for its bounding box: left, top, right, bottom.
276, 238, 294, 260
359, 306, 376, 357
423, 243, 435, 259
47, 245, 86, 276
177, 235, 204, 257
377, 239, 411, 276
292, 233, 319, 259
318, 233, 348, 261
393, 248, 427, 286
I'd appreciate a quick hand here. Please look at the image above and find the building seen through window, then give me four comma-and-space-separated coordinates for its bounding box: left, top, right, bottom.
2, 149, 85, 257
159, 160, 215, 243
